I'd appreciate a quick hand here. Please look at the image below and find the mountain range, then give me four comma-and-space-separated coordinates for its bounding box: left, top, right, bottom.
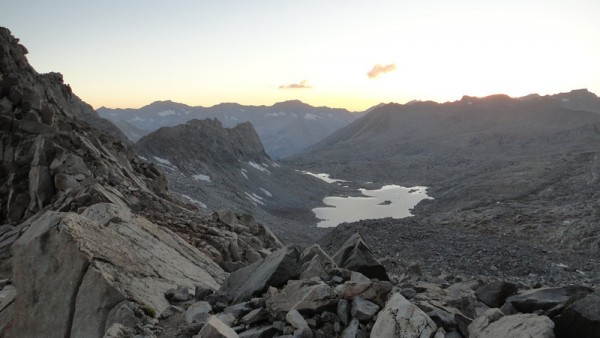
98, 100, 363, 159
289, 89, 600, 253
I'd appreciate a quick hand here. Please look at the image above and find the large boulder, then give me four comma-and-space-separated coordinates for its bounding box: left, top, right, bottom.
474, 280, 518, 308
506, 285, 592, 313
371, 293, 437, 338
2, 210, 226, 338
266, 279, 338, 315
223, 245, 301, 303
332, 233, 389, 281
554, 291, 600, 338
470, 313, 555, 338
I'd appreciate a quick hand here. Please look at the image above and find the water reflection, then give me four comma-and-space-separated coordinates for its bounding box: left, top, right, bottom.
313, 185, 432, 228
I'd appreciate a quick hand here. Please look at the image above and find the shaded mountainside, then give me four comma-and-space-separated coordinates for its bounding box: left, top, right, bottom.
98, 99, 362, 159
290, 91, 600, 253
0, 27, 284, 336
136, 118, 336, 244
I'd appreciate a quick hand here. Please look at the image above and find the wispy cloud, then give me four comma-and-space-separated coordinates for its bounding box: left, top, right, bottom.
279, 80, 312, 89
367, 63, 396, 79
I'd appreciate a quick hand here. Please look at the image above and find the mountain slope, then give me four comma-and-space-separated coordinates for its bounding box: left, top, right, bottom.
136, 118, 335, 243
290, 91, 600, 253
98, 99, 361, 158
0, 27, 284, 336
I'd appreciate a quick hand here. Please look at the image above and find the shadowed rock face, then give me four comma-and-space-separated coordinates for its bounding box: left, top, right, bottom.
0, 27, 285, 337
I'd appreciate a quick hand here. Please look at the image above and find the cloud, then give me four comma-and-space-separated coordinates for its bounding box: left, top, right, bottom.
367, 63, 396, 79
279, 80, 312, 89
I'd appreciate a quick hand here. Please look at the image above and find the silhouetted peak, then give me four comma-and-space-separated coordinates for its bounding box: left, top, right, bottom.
272, 100, 312, 110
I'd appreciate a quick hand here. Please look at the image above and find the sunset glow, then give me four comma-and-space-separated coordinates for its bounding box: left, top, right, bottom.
2, 0, 599, 111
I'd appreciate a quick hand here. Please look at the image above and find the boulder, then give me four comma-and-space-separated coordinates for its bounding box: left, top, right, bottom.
350, 296, 379, 321
341, 318, 360, 338
337, 299, 350, 326
506, 285, 592, 313
3, 210, 226, 338
467, 308, 504, 337
471, 313, 555, 338
332, 233, 389, 281
186, 301, 213, 324
371, 293, 437, 338
267, 279, 338, 315
238, 325, 278, 338
224, 245, 301, 303
195, 315, 239, 338
554, 291, 600, 338
286, 309, 309, 329
334, 280, 392, 307
474, 280, 518, 308
241, 307, 268, 325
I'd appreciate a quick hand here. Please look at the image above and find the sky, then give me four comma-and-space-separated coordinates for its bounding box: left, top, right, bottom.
1, 0, 599, 111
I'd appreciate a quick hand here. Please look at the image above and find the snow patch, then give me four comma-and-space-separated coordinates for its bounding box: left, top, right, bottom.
138, 156, 148, 161
248, 161, 271, 174
179, 194, 207, 208
131, 116, 146, 122
302, 171, 346, 184
193, 174, 211, 182
245, 192, 266, 206
260, 188, 272, 197
158, 110, 176, 117
153, 156, 173, 166
265, 112, 287, 117
304, 113, 319, 120
240, 168, 248, 179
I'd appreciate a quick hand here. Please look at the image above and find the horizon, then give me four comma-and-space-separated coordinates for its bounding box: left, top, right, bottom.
99, 88, 597, 112
2, 1, 599, 111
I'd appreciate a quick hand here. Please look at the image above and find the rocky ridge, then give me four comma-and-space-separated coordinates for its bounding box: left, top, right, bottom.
0, 27, 283, 337
135, 119, 335, 244
289, 92, 600, 254
98, 99, 362, 159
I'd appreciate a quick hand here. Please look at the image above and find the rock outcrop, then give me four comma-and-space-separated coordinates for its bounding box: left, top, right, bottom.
0, 27, 282, 337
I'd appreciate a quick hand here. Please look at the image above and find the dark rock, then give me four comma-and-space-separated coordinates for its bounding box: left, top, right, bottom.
224, 245, 301, 303
206, 291, 233, 306
319, 311, 337, 323
160, 305, 185, 319
554, 291, 600, 338
337, 299, 350, 326
223, 302, 252, 319
238, 325, 278, 338
332, 233, 389, 281
454, 313, 472, 338
293, 327, 313, 338
350, 296, 379, 321
242, 307, 269, 325
506, 285, 592, 313
165, 286, 191, 303
474, 281, 518, 308
195, 286, 214, 301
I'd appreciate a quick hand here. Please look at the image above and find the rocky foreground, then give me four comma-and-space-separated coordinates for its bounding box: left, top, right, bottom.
1, 26, 599, 338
